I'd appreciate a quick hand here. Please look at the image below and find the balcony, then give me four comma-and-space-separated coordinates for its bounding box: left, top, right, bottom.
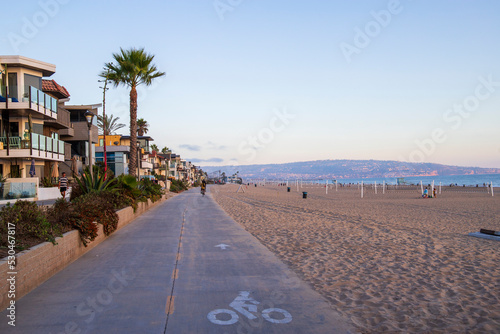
141, 160, 153, 169
45, 107, 71, 129
0, 134, 65, 161
0, 86, 58, 120
59, 127, 74, 137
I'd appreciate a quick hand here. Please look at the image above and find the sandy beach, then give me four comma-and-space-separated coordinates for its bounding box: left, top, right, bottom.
211, 183, 500, 333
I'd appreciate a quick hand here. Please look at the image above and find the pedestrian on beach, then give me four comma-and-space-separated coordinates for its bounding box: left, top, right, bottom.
59, 172, 68, 199
423, 187, 428, 198
433, 188, 437, 198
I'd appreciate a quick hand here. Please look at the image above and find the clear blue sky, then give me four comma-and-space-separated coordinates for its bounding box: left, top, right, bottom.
3, 0, 500, 168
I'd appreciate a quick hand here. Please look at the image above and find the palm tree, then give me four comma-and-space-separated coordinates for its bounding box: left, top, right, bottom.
150, 144, 159, 152
97, 114, 126, 135
161, 146, 171, 154
101, 48, 165, 177
137, 118, 149, 136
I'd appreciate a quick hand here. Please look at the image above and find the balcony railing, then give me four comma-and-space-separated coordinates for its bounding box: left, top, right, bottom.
45, 107, 70, 128
0, 134, 64, 155
30, 86, 58, 113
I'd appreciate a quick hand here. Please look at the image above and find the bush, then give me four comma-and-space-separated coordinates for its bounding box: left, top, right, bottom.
69, 192, 119, 246
139, 178, 163, 202
71, 167, 116, 200
170, 179, 188, 193
42, 177, 56, 188
0, 201, 61, 251
69, 181, 84, 201
113, 175, 141, 211
47, 198, 72, 230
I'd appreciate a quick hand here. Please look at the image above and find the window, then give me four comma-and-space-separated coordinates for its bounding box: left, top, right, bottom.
24, 122, 43, 135
8, 73, 18, 100
24, 74, 41, 96
99, 139, 103, 146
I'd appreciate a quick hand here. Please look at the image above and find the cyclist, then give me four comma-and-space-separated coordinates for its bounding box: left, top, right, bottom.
201, 179, 207, 195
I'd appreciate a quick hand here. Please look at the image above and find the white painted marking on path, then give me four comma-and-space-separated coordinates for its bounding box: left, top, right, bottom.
207, 291, 293, 326
207, 309, 239, 325
215, 244, 230, 250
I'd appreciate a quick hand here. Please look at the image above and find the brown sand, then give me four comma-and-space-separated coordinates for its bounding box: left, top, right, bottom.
211, 183, 500, 333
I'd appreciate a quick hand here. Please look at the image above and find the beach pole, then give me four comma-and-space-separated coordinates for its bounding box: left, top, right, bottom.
431, 180, 435, 198
296, 180, 299, 192
361, 181, 364, 198
491, 182, 494, 197
439, 182, 442, 194
420, 181, 424, 195
374, 181, 377, 194
336, 180, 338, 192
326, 180, 328, 194
383, 180, 385, 194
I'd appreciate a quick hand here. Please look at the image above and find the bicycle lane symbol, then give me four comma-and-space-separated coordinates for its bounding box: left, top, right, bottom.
207, 291, 292, 326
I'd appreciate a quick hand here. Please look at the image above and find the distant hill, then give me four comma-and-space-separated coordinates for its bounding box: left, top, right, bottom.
202, 159, 500, 180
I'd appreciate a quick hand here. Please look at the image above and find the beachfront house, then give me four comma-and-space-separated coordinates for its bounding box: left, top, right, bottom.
96, 134, 129, 176
61, 104, 100, 175
0, 56, 66, 199
96, 134, 154, 178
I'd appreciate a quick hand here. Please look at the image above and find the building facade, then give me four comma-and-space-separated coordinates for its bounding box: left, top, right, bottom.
0, 56, 65, 184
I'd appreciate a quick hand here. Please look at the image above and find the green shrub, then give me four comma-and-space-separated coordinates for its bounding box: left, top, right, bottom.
113, 175, 141, 211
0, 201, 61, 250
71, 167, 117, 200
139, 178, 163, 202
42, 177, 56, 188
170, 179, 187, 193
47, 198, 72, 229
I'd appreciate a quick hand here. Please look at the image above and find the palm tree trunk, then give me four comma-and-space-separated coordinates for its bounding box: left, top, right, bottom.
129, 86, 138, 177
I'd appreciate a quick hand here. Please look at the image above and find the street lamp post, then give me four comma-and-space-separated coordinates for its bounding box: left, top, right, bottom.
137, 141, 141, 181
84, 110, 94, 178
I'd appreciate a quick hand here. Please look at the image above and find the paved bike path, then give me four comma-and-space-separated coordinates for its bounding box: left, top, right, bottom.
1, 188, 353, 333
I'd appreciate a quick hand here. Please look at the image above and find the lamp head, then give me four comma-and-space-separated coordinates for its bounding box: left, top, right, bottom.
84, 110, 94, 125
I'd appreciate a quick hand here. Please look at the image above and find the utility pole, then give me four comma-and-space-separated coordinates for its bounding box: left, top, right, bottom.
98, 67, 111, 178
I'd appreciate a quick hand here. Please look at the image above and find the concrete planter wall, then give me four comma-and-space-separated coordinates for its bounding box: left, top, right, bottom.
0, 195, 170, 310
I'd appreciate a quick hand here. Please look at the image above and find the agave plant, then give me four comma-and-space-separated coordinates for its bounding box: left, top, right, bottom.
73, 167, 117, 194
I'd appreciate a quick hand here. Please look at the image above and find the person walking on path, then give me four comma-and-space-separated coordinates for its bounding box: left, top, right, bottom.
58, 172, 68, 198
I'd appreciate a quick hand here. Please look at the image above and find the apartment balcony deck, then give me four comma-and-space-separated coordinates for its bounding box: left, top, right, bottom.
141, 161, 153, 169
45, 107, 71, 129
0, 86, 58, 120
0, 134, 65, 162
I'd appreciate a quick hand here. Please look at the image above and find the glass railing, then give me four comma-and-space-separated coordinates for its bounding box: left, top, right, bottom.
30, 134, 65, 154
29, 86, 58, 113
1, 180, 37, 200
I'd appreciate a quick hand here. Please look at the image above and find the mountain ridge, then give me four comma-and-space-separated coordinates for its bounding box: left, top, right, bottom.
201, 159, 500, 180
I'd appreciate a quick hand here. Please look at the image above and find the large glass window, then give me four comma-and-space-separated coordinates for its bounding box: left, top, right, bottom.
24, 74, 41, 97
24, 122, 43, 135
8, 73, 18, 100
